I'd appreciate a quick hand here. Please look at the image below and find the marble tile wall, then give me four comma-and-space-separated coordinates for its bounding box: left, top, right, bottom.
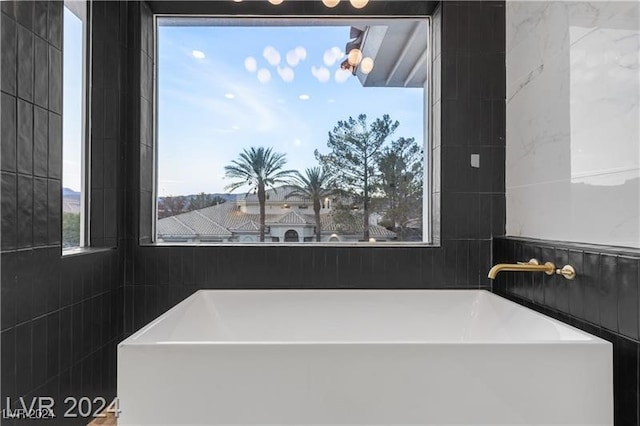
506, 1, 639, 248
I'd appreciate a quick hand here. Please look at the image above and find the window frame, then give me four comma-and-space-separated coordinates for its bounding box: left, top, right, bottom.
148, 12, 436, 247
62, 0, 92, 253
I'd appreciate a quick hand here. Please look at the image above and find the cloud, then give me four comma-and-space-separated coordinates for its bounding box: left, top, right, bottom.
286, 46, 307, 67
192, 50, 206, 59
263, 46, 281, 66
293, 138, 302, 147
335, 68, 351, 83
299, 94, 310, 100
323, 46, 343, 67
277, 66, 294, 82
257, 68, 271, 83
224, 93, 235, 99
311, 66, 330, 83
244, 56, 257, 72
295, 46, 307, 61
286, 50, 300, 67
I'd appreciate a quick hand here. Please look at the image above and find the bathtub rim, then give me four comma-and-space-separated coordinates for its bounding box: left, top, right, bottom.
118, 289, 611, 347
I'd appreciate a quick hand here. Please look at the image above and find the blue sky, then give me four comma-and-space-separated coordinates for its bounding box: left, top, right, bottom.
62, 8, 84, 193
158, 23, 425, 196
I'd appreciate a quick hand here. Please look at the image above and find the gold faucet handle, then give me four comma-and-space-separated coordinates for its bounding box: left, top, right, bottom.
517, 259, 540, 265
556, 265, 577, 280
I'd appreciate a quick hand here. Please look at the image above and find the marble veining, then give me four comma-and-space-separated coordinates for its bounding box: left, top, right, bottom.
507, 63, 544, 104
506, 1, 640, 248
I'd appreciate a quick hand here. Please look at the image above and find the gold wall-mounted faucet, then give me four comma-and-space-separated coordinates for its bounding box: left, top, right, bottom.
488, 259, 576, 280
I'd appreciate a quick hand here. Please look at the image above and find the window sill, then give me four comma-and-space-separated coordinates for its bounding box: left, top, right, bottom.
142, 242, 439, 248
62, 246, 116, 257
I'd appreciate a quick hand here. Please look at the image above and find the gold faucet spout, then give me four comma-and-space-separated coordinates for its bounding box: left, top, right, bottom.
488, 259, 556, 280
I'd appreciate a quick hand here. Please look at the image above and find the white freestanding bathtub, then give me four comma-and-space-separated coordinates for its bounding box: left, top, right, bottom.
118, 290, 612, 426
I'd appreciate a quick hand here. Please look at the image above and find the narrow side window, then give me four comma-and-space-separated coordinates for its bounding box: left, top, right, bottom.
62, 0, 89, 250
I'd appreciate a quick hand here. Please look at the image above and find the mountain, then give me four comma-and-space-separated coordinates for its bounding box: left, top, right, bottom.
157, 193, 238, 203
62, 190, 238, 215
63, 187, 80, 198
63, 188, 81, 214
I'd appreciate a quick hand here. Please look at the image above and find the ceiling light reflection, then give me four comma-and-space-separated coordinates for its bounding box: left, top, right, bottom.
360, 57, 374, 74
347, 48, 363, 66
322, 0, 340, 7
350, 0, 368, 8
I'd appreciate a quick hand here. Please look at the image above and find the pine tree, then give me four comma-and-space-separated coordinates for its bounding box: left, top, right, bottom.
315, 114, 399, 240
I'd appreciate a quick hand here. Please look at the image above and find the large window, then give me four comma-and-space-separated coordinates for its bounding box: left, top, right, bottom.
62, 0, 89, 249
155, 17, 429, 244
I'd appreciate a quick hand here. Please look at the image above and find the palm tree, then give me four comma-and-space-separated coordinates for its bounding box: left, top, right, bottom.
288, 167, 334, 242
224, 147, 294, 242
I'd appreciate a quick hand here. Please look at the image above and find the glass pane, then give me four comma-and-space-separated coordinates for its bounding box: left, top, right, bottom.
62, 1, 86, 249
156, 18, 428, 243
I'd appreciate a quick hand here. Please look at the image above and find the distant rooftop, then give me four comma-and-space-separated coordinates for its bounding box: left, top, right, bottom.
157, 186, 396, 242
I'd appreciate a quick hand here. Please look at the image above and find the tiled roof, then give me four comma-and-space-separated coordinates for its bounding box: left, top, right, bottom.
174, 211, 231, 237
157, 209, 232, 238
193, 201, 275, 229
230, 220, 261, 232
320, 214, 396, 237
157, 187, 397, 240
194, 212, 234, 237
157, 216, 197, 236
244, 186, 311, 203
271, 210, 312, 225
369, 225, 397, 237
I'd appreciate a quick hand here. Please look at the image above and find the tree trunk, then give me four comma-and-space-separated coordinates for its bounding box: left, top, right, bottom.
258, 184, 266, 242
363, 182, 370, 241
363, 155, 370, 241
314, 198, 321, 242
363, 202, 370, 240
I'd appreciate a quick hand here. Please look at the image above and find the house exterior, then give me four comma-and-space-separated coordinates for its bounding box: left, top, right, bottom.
156, 186, 396, 243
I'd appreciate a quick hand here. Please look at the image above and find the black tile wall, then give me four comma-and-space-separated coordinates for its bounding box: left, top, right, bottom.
34, 36, 48, 108
1, 12, 17, 96
493, 236, 640, 426
17, 24, 34, 102
89, 1, 125, 249
47, 111, 61, 179
33, 105, 48, 177
17, 174, 33, 248
1, 172, 17, 251
33, 177, 48, 246
16, 98, 33, 175
15, 0, 33, 30
0, 93, 17, 172
1, 1, 127, 423
14, 321, 33, 396
619, 256, 639, 341
47, 178, 61, 245
0, 0, 14, 16
47, 1, 62, 49
48, 44, 62, 114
